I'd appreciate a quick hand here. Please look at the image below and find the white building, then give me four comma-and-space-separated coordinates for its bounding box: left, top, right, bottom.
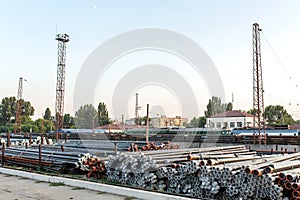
206, 110, 254, 129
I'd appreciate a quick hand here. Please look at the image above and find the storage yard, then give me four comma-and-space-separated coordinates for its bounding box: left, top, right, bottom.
2, 1, 300, 200
1, 141, 300, 200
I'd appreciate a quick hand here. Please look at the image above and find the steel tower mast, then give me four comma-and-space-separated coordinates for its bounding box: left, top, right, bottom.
14, 77, 23, 134
252, 23, 266, 144
55, 33, 69, 132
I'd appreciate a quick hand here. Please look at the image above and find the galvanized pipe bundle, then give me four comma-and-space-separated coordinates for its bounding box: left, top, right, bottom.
105, 146, 300, 200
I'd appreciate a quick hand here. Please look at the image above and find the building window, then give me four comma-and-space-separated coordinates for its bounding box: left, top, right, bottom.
237, 122, 242, 127
216, 122, 221, 128
230, 122, 235, 128
211, 122, 215, 128
223, 122, 228, 129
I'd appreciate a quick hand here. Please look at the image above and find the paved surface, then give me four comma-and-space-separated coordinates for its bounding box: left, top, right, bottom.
0, 173, 136, 200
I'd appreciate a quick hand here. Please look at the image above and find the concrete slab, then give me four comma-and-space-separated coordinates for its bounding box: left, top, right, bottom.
0, 168, 193, 200
0, 173, 132, 200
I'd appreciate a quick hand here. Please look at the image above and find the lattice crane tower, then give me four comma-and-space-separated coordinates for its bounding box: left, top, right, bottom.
55, 33, 69, 131
14, 77, 23, 134
252, 23, 266, 144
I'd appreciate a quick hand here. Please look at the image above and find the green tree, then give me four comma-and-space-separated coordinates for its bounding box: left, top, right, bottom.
138, 116, 151, 125
247, 108, 258, 116
97, 102, 111, 126
75, 104, 97, 129
21, 100, 34, 116
188, 116, 207, 128
264, 105, 294, 125
0, 96, 16, 125
63, 113, 75, 128
226, 102, 233, 111
0, 96, 34, 126
44, 108, 52, 120
204, 96, 231, 117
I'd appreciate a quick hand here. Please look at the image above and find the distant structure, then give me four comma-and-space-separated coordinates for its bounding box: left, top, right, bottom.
206, 110, 254, 129
135, 93, 141, 125
152, 116, 188, 128
252, 23, 266, 144
14, 77, 23, 134
55, 33, 69, 132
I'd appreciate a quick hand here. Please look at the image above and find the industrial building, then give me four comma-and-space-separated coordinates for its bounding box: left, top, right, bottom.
206, 110, 255, 129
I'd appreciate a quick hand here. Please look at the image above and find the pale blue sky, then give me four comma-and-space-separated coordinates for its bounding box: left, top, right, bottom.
1, 0, 300, 120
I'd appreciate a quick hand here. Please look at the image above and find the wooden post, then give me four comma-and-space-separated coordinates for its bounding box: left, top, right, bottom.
41, 133, 44, 145
65, 133, 68, 142
1, 143, 5, 166
29, 134, 32, 145
38, 144, 42, 168
6, 132, 10, 148
114, 142, 117, 155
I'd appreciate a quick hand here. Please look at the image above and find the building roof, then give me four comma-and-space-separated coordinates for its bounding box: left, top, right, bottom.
209, 110, 253, 118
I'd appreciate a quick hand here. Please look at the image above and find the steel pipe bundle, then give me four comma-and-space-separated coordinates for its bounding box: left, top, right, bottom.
105, 146, 300, 199
128, 141, 180, 152
0, 147, 102, 174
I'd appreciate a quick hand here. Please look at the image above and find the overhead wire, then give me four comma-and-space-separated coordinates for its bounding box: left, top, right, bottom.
261, 32, 300, 110
261, 32, 299, 89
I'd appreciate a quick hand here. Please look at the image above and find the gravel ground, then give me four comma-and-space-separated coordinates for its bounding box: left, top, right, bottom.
0, 173, 137, 200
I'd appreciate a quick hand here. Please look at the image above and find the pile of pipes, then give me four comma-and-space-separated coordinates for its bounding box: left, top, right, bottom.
76, 153, 107, 178
128, 141, 180, 152
0, 147, 100, 174
276, 171, 300, 199
106, 145, 300, 199
1, 136, 53, 146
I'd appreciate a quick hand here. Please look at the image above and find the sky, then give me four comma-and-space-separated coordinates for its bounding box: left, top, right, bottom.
1, 0, 300, 121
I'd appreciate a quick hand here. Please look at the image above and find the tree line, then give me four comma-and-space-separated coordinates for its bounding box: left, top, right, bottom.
0, 96, 111, 133
0, 95, 296, 132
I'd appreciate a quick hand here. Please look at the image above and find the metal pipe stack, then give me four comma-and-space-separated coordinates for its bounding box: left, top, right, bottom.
105, 146, 300, 200
0, 147, 105, 175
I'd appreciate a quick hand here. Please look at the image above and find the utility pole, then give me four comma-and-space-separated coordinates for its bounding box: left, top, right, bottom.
122, 114, 124, 132
14, 77, 23, 134
252, 23, 266, 144
146, 104, 149, 143
55, 33, 69, 140
135, 93, 141, 125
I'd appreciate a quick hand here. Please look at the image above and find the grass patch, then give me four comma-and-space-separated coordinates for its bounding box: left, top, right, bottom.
35, 180, 43, 183
97, 191, 106, 195
124, 197, 134, 200
72, 187, 84, 190
49, 182, 65, 186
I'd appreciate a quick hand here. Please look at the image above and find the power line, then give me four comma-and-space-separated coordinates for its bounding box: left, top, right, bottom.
261, 32, 299, 89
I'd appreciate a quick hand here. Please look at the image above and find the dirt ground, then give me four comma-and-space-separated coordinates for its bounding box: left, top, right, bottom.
0, 173, 136, 200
